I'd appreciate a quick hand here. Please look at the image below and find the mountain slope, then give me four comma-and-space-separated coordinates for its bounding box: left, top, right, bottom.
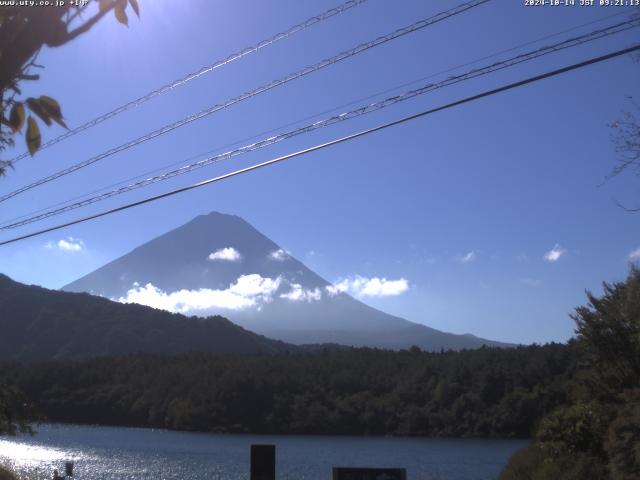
0, 274, 294, 362
65, 212, 327, 298
64, 212, 511, 351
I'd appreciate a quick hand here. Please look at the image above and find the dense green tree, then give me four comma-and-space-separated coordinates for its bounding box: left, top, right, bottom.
501, 268, 640, 480
0, 381, 31, 435
572, 267, 640, 398
604, 388, 640, 480
0, 343, 575, 437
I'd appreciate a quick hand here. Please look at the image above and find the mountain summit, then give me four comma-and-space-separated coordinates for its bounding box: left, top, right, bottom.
64, 212, 509, 350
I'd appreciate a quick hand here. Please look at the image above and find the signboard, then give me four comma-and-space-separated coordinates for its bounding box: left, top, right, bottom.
332, 467, 406, 480
250, 444, 275, 480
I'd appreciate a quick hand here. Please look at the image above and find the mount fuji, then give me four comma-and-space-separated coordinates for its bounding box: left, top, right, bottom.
63, 212, 510, 350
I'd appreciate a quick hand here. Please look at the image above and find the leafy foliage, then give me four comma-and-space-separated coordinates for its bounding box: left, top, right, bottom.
572, 267, 640, 397
605, 389, 640, 480
0, 382, 32, 435
609, 97, 640, 183
0, 343, 574, 437
0, 0, 140, 175
500, 268, 640, 480
0, 466, 18, 480
499, 443, 608, 480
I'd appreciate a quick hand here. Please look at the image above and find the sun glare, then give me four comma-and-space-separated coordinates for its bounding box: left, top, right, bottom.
0, 439, 67, 465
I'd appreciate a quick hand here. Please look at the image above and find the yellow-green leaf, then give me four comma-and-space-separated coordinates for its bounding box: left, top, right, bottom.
129, 0, 140, 18
98, 0, 118, 13
114, 4, 128, 26
9, 103, 25, 133
38, 96, 61, 117
39, 95, 67, 129
26, 97, 52, 126
25, 116, 41, 156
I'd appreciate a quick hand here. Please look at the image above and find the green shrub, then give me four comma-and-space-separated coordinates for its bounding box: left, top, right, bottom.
499, 444, 608, 480
501, 268, 640, 479
0, 466, 18, 480
605, 389, 640, 480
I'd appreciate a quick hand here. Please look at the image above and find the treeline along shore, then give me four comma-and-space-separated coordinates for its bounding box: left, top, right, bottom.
1, 344, 573, 437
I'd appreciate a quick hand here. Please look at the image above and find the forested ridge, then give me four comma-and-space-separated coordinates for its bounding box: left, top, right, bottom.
0, 343, 573, 437
0, 273, 294, 361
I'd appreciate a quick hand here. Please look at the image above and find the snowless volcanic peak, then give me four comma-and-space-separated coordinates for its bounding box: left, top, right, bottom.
64, 211, 511, 351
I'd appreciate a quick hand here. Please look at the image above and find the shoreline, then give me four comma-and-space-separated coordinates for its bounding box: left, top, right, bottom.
6, 421, 534, 442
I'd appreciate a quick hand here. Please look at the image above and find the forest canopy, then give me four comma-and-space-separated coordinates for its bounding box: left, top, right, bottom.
0, 343, 574, 438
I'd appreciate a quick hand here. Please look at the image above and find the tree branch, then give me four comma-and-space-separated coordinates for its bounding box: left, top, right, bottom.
613, 198, 640, 212
46, 0, 120, 47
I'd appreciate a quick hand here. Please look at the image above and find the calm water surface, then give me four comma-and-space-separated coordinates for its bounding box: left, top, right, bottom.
0, 424, 527, 480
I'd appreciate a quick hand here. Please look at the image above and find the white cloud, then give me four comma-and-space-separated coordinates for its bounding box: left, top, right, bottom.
326, 275, 409, 298
628, 247, 640, 261
543, 244, 567, 263
208, 247, 241, 262
325, 284, 343, 296
280, 283, 322, 302
117, 274, 281, 313
456, 251, 477, 264
46, 237, 85, 252
269, 249, 289, 261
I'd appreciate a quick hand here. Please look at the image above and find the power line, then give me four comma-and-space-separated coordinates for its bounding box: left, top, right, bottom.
1, 43, 637, 247
2, 18, 637, 230
12, 5, 631, 229
3, 4, 628, 229
8, 0, 370, 165
0, 0, 491, 204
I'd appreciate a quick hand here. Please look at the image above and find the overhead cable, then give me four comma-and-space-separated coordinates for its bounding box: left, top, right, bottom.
8, 0, 370, 165
1, 43, 637, 247
3, 18, 637, 230
0, 0, 491, 203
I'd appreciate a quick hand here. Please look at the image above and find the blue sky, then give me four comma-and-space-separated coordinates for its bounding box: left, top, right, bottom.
1, 0, 639, 344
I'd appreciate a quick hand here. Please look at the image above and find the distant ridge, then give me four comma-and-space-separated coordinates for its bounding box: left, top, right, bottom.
0, 273, 295, 362
64, 211, 513, 351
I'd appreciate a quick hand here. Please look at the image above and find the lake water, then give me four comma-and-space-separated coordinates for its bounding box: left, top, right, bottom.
0, 424, 527, 480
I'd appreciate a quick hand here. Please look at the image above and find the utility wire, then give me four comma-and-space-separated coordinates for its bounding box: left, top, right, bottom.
1, 44, 637, 247
2, 18, 637, 230
3, 5, 631, 229
0, 0, 491, 204
8, 0, 369, 165
2, 5, 634, 231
